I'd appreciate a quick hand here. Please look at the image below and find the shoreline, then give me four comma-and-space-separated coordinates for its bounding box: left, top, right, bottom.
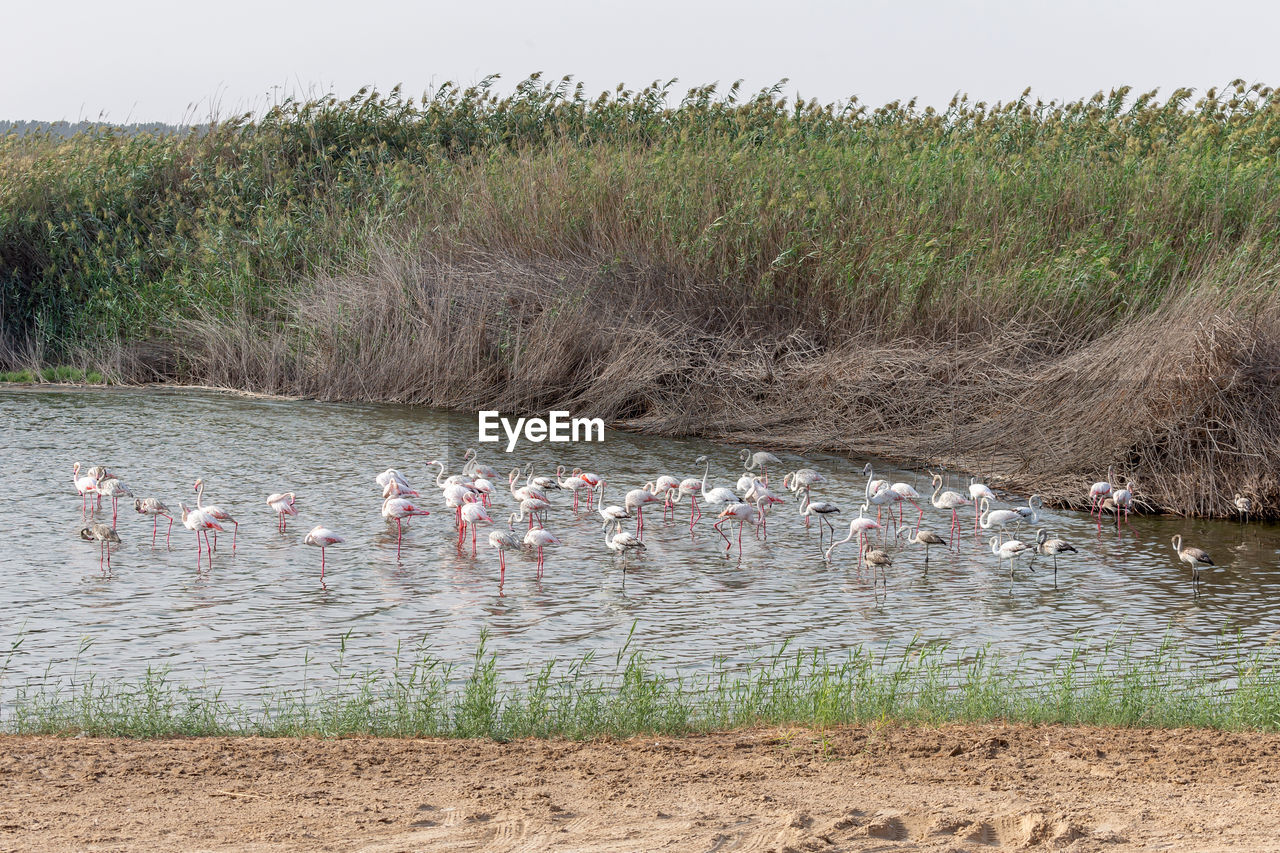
3, 723, 1275, 851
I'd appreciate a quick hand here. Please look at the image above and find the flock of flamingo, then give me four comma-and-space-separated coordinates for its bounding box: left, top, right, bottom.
71, 448, 1221, 588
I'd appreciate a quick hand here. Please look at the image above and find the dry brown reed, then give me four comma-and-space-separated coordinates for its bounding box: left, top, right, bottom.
153, 241, 1280, 518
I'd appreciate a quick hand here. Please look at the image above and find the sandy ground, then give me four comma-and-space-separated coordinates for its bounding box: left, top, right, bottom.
2, 724, 1278, 851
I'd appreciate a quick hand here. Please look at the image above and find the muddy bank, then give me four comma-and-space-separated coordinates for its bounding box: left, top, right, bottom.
3, 724, 1278, 851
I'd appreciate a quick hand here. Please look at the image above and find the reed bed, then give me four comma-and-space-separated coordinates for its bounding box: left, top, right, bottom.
4, 632, 1280, 738
4, 78, 1280, 514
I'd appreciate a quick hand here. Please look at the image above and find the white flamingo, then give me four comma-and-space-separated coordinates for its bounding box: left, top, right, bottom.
603, 522, 646, 568
460, 496, 493, 554
825, 505, 881, 565
990, 536, 1030, 578
740, 448, 781, 484
303, 526, 344, 583
968, 477, 997, 533
489, 527, 524, 584
179, 502, 223, 566
1089, 466, 1115, 517
72, 462, 99, 515
929, 472, 971, 541
523, 527, 560, 578
979, 498, 1022, 543
382, 496, 430, 557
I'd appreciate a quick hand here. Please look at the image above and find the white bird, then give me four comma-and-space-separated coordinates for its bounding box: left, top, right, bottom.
179, 502, 223, 566
625, 488, 663, 538
645, 475, 682, 520
1233, 492, 1252, 523
671, 477, 704, 529
979, 498, 1022, 542
303, 526, 344, 583
714, 499, 762, 554
460, 497, 493, 554
267, 491, 298, 532
603, 522, 646, 567
990, 536, 1030, 578
825, 505, 881, 565
1088, 465, 1115, 518
1013, 495, 1043, 526
861, 463, 890, 498
382, 496, 430, 557
463, 448, 500, 481
97, 477, 132, 526
740, 448, 781, 484
969, 477, 997, 533
929, 472, 971, 540
897, 528, 947, 563
782, 468, 826, 505
194, 478, 238, 551
72, 462, 100, 515
598, 504, 631, 532
523, 527, 560, 578
428, 459, 474, 489
375, 469, 416, 495
1112, 483, 1135, 528
508, 467, 549, 503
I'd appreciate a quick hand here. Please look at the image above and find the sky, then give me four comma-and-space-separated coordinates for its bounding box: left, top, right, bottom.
4, 0, 1279, 123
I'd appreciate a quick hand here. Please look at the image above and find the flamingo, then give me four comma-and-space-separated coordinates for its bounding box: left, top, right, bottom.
574, 469, 605, 508
863, 547, 892, 584
929, 472, 971, 542
744, 478, 785, 537
1113, 483, 1136, 528
969, 477, 997, 532
134, 497, 173, 546
603, 522, 646, 568
861, 463, 889, 498
72, 462, 99, 515
865, 478, 901, 531
179, 502, 223, 566
740, 448, 781, 484
375, 469, 417, 496
694, 456, 739, 519
523, 526, 560, 578
1234, 493, 1252, 523
382, 496, 430, 557
427, 459, 473, 489
524, 463, 561, 493
267, 492, 298, 532
979, 498, 1022, 543
990, 536, 1030, 578
194, 479, 238, 550
782, 468, 826, 507
303, 526, 344, 583
1171, 535, 1214, 585
488, 527, 524, 584
1032, 529, 1077, 580
556, 466, 594, 511
80, 523, 121, 571
897, 528, 947, 563
598, 504, 631, 532
472, 477, 495, 507
508, 468, 549, 503
1013, 495, 1043, 527
463, 448, 500, 481
98, 477, 132, 526
624, 488, 662, 539
645, 475, 682, 521
460, 496, 493, 554
889, 481, 923, 528
800, 495, 841, 548
442, 482, 478, 541
714, 499, 762, 555
825, 506, 881, 565
1088, 466, 1115, 517
671, 476, 703, 529
514, 495, 552, 530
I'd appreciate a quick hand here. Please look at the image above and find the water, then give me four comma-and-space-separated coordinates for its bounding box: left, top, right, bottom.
3, 387, 1278, 701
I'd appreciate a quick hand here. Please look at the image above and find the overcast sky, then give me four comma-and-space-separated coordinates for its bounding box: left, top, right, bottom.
5, 0, 1278, 123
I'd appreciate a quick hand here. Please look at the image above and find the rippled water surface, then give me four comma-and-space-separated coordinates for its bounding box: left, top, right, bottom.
3, 387, 1279, 700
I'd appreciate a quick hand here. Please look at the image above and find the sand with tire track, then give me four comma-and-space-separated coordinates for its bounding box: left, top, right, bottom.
2, 724, 1278, 851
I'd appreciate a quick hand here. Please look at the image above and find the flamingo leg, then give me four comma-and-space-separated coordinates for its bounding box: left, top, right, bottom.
165, 516, 173, 547
152, 515, 158, 546
320, 546, 326, 582
396, 517, 403, 558
499, 550, 506, 584
472, 525, 478, 556
231, 520, 238, 551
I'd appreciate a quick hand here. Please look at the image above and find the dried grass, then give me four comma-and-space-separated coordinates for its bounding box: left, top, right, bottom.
151, 244, 1280, 518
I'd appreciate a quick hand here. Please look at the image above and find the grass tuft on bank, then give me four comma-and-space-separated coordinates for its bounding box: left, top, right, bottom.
4, 632, 1280, 739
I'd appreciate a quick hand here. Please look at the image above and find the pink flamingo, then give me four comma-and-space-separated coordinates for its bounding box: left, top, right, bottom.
382, 496, 430, 557
556, 466, 594, 512
644, 476, 681, 521
523, 527, 560, 578
194, 479, 238, 550
375, 469, 417, 496
714, 499, 762, 555
303, 526, 344, 584
624, 488, 662, 539
460, 496, 493, 554
671, 477, 703, 530
1089, 466, 1116, 529
179, 502, 223, 566
267, 492, 298, 532
72, 463, 99, 516
98, 477, 132, 526
825, 505, 881, 566
134, 498, 173, 546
